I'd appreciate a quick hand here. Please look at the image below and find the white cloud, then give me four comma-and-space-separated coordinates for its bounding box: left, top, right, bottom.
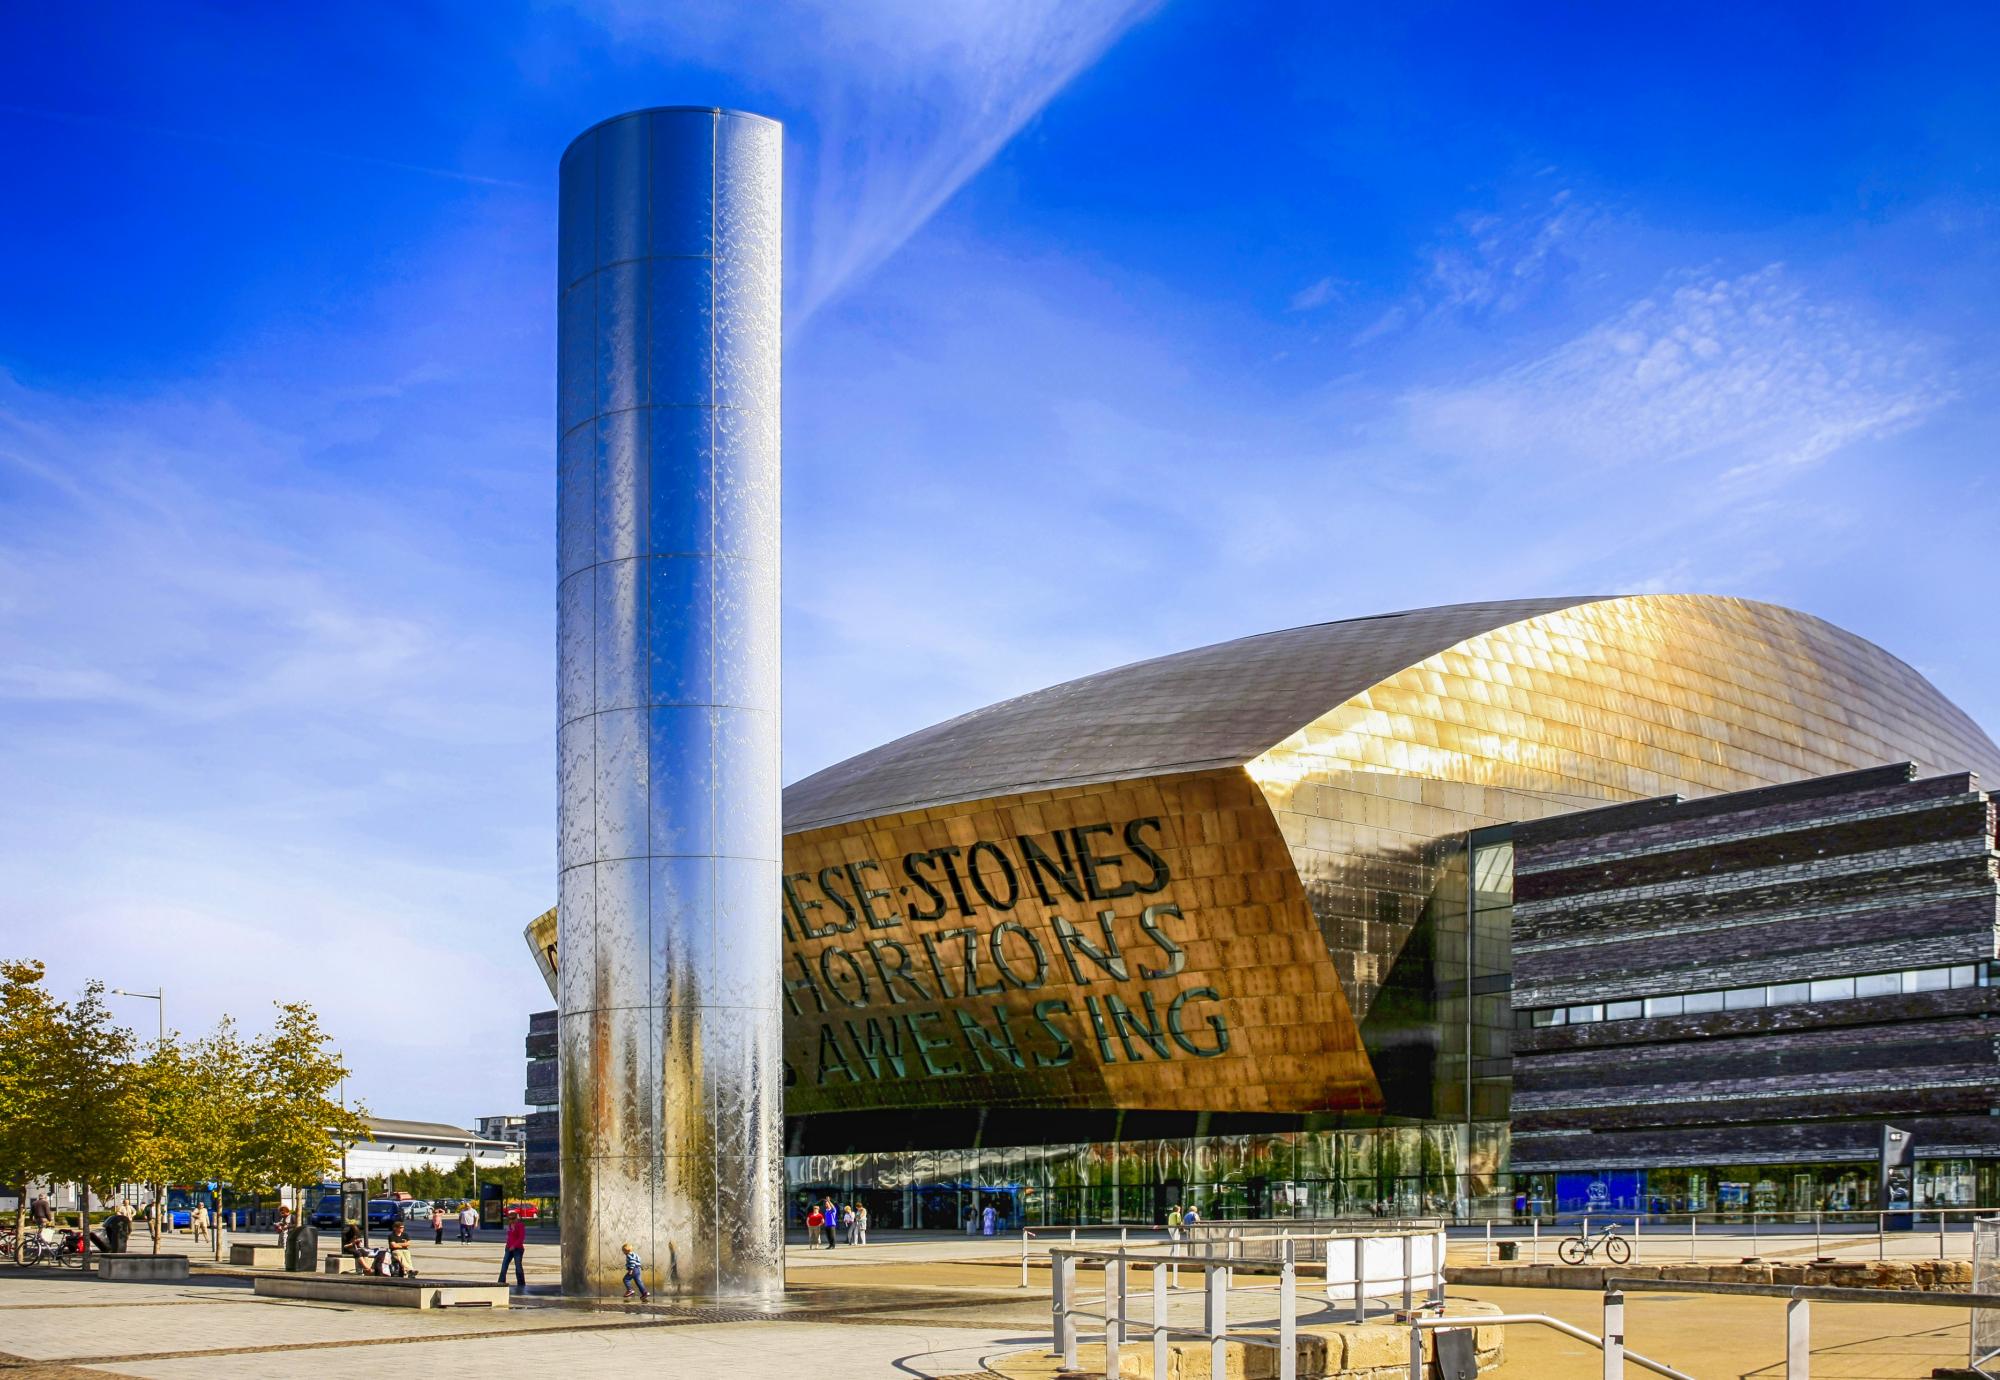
1288, 275, 1346, 311
571, 0, 1158, 322
1399, 265, 1946, 480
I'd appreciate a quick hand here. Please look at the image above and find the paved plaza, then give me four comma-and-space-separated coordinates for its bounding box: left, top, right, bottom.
0, 1230, 1981, 1378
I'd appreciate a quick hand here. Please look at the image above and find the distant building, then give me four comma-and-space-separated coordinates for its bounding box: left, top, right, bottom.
476, 1114, 528, 1147
342, 1116, 522, 1180
524, 1010, 558, 1198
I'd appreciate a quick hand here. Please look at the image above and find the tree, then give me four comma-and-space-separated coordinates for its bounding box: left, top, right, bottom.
129, 1021, 253, 1254
41, 981, 141, 1239
234, 1002, 368, 1247
0, 961, 66, 1263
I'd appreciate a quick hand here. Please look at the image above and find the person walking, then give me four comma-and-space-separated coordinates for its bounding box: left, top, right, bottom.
620, 1241, 650, 1301
821, 1197, 839, 1250
807, 1203, 824, 1244
272, 1202, 291, 1239
498, 1210, 527, 1290
982, 1202, 996, 1236
430, 1203, 446, 1245
841, 1203, 855, 1245
28, 1193, 51, 1229
458, 1202, 478, 1243
189, 1201, 209, 1244
1167, 1204, 1183, 1242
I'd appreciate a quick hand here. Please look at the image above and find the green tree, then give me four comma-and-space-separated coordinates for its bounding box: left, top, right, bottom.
234, 1002, 368, 1245
129, 1021, 253, 1254
0, 961, 67, 1263
42, 981, 141, 1238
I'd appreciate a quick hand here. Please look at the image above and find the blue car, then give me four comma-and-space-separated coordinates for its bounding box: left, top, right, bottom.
366, 1199, 407, 1228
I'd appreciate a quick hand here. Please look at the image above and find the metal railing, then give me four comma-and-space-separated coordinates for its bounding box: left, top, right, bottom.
1019, 1217, 1440, 1286
1407, 1295, 1694, 1380
1048, 1227, 1445, 1380
1604, 1275, 2000, 1379
1473, 1206, 1996, 1264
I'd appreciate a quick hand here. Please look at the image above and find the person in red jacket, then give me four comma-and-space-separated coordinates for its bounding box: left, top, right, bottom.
498, 1210, 527, 1290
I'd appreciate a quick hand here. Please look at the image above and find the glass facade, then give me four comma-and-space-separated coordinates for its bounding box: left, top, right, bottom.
785, 1118, 1512, 1229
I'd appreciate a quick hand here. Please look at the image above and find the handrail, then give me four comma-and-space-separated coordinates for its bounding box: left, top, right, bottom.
1609, 1275, 2000, 1306
1409, 1311, 1696, 1380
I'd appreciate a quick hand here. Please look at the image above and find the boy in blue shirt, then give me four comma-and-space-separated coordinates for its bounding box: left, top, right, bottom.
621, 1241, 649, 1301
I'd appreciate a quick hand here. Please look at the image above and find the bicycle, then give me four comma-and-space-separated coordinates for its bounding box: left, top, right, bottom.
20, 1227, 84, 1268
1558, 1222, 1631, 1265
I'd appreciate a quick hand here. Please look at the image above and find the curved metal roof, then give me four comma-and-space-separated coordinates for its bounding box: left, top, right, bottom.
783, 596, 1597, 831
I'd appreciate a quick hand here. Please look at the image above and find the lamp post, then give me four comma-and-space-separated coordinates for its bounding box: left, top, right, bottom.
109, 988, 166, 1252
109, 987, 164, 1044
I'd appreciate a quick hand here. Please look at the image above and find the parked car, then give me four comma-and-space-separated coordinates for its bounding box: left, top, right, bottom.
399, 1198, 433, 1221
365, 1199, 407, 1227
309, 1195, 344, 1228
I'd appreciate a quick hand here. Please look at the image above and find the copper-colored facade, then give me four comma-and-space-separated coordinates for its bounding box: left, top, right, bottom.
535, 594, 2000, 1130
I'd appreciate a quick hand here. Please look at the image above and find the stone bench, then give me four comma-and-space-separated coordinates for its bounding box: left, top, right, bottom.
255, 1275, 510, 1309
228, 1243, 287, 1269
98, 1254, 190, 1283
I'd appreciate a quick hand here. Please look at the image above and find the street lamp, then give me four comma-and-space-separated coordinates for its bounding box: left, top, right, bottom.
109, 987, 164, 1044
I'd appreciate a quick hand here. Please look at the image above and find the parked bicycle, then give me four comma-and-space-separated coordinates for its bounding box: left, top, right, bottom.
1558, 1222, 1631, 1265
18, 1226, 84, 1268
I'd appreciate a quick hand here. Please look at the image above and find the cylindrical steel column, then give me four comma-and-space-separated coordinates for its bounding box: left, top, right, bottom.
556, 107, 783, 1300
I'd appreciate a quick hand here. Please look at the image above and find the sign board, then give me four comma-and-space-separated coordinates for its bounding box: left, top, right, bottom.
1433, 1328, 1478, 1379
1881, 1125, 1914, 1231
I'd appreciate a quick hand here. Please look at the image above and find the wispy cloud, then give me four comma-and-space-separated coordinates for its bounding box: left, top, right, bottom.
1288, 275, 1347, 311
572, 0, 1158, 322
1399, 264, 1947, 480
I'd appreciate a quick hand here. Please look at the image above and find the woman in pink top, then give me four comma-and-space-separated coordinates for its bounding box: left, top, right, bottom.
430, 1203, 446, 1245
499, 1210, 527, 1290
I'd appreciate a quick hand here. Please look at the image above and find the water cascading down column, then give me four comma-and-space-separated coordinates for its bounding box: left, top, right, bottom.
555, 107, 783, 1299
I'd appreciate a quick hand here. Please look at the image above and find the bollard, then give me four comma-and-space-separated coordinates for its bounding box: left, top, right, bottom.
1941, 1209, 1948, 1261
1690, 1212, 1697, 1263
1602, 1289, 1625, 1380
1633, 1215, 1641, 1262
1786, 1297, 1809, 1379
1106, 1253, 1125, 1375
1205, 1263, 1228, 1380
1485, 1218, 1493, 1264
1154, 1261, 1170, 1380
1409, 1316, 1424, 1380
1753, 1210, 1759, 1254
1020, 1229, 1030, 1289
1878, 1212, 1885, 1262
1279, 1239, 1297, 1380
1534, 1215, 1541, 1265
1352, 1235, 1365, 1324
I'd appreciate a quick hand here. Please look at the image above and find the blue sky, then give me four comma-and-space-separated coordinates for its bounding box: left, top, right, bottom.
3, 1, 1997, 1125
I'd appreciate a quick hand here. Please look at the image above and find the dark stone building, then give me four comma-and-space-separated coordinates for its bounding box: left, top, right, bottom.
1509, 763, 2000, 1214
524, 1009, 558, 1199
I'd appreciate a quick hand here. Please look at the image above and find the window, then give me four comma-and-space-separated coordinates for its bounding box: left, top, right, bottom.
1951, 965, 1978, 989
1856, 973, 1901, 999
1643, 995, 1684, 1017
1910, 968, 1949, 993
1810, 977, 1855, 1002
1724, 987, 1767, 1010
1768, 982, 1810, 1005
1682, 991, 1725, 1014
1606, 1000, 1644, 1021
1530, 1008, 1565, 1028
1566, 1003, 1604, 1025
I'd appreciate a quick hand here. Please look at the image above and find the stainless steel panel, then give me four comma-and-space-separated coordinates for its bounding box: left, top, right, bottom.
595, 259, 650, 414
648, 111, 714, 259
648, 257, 712, 407
592, 708, 648, 862
713, 707, 778, 861
648, 856, 714, 1010
557, 426, 594, 579
711, 558, 777, 712
646, 408, 713, 556
647, 705, 714, 857
594, 114, 647, 269
593, 559, 645, 713
645, 556, 713, 705
593, 410, 646, 563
